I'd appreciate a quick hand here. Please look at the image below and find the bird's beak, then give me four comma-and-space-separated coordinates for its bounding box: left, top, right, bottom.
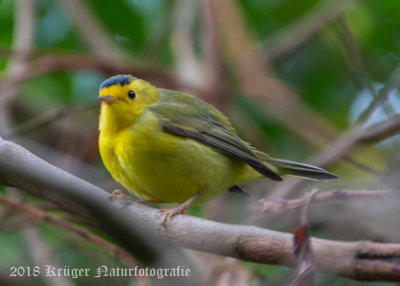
98, 95, 118, 104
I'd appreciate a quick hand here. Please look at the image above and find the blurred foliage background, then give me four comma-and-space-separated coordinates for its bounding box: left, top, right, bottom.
0, 0, 399, 285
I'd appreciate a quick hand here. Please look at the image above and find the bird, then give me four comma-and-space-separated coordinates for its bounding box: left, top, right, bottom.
98, 75, 337, 224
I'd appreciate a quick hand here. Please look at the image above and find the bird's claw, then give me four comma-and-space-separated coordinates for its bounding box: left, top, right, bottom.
106, 189, 137, 202
159, 207, 186, 226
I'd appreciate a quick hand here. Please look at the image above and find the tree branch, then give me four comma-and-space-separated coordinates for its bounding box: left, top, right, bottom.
0, 137, 400, 281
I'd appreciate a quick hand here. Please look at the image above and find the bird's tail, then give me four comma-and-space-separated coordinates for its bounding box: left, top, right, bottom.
264, 157, 337, 181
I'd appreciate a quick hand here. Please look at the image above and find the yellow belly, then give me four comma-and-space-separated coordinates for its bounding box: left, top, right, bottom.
99, 112, 256, 203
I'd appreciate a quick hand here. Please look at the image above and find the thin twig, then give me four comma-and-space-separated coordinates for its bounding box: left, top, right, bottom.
300, 189, 318, 226
290, 190, 318, 286
357, 64, 400, 123
334, 17, 376, 98
262, 189, 395, 214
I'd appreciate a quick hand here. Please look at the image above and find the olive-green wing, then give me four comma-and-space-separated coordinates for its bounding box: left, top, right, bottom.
149, 90, 282, 181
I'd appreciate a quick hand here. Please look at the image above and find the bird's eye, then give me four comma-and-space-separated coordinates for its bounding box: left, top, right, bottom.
128, 90, 136, 100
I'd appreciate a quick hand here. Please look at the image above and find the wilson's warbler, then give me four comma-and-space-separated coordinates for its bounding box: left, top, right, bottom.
98, 75, 336, 222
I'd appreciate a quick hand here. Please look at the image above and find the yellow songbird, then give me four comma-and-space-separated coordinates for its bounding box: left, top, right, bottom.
98, 75, 336, 222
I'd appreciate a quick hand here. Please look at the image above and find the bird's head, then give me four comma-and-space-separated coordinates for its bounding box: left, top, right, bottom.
98, 75, 160, 131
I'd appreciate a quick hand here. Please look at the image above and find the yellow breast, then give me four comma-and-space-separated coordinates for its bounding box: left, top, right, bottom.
99, 111, 253, 203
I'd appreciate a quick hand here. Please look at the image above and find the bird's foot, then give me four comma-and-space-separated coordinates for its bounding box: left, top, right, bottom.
107, 189, 159, 205
159, 206, 187, 226
107, 189, 133, 201
159, 192, 201, 226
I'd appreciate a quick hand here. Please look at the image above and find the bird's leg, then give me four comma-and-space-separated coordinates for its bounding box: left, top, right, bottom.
159, 192, 201, 226
107, 189, 160, 205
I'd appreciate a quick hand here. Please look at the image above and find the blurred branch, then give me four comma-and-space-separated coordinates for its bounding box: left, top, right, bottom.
201, 0, 227, 110
266, 125, 363, 200
3, 103, 97, 138
0, 203, 13, 223
7, 189, 74, 286
0, 194, 149, 283
7, 1, 35, 69
0, 137, 400, 282
141, 0, 175, 60
335, 16, 377, 98
0, 0, 35, 131
186, 251, 252, 286
0, 214, 37, 233
23, 227, 75, 286
261, 189, 395, 214
59, 0, 126, 60
289, 190, 318, 286
267, 63, 400, 199
0, 270, 32, 286
0, 54, 193, 93
357, 64, 400, 123
358, 114, 400, 144
263, 0, 356, 63
172, 0, 204, 90
213, 0, 338, 148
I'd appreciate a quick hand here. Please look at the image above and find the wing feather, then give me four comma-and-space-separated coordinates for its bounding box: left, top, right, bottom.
150, 90, 282, 181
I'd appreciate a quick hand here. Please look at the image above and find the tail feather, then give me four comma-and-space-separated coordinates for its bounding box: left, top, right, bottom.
265, 158, 337, 181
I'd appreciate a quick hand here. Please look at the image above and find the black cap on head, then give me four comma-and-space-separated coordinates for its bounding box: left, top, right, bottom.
100, 75, 133, 90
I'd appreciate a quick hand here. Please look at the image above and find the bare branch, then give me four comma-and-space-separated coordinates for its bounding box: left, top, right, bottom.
262, 189, 395, 214
0, 137, 400, 281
